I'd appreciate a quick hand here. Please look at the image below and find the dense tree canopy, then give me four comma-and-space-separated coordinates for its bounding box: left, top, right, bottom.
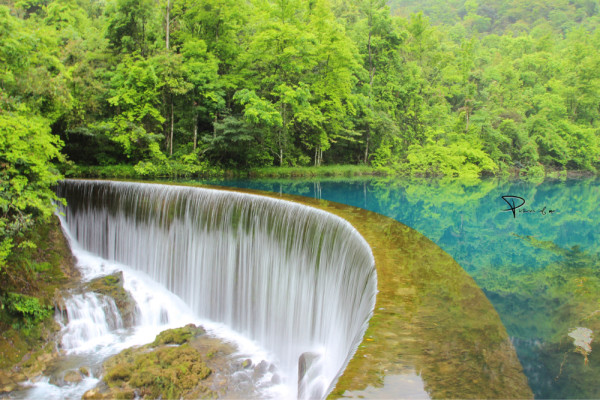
2, 0, 598, 177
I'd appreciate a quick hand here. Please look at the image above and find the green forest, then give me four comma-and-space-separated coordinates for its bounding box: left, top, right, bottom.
1, 0, 600, 325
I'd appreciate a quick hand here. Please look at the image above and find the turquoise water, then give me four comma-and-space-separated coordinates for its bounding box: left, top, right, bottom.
186, 176, 600, 399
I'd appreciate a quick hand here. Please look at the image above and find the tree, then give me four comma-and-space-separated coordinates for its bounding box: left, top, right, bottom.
105, 0, 160, 56
0, 113, 65, 269
0, 6, 69, 267
106, 56, 165, 161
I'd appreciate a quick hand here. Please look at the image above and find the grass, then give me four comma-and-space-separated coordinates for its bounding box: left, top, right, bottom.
248, 164, 378, 178
63, 163, 225, 180
63, 163, 380, 180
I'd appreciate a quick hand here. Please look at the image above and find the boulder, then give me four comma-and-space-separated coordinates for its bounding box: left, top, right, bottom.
88, 324, 230, 399
63, 370, 83, 384
86, 271, 136, 326
298, 352, 322, 400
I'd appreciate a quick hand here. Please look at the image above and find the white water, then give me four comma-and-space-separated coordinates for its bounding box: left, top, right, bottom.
59, 292, 123, 351
13, 233, 286, 399
56, 180, 377, 399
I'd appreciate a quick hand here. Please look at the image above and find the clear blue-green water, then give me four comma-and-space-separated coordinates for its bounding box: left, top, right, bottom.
184, 176, 600, 399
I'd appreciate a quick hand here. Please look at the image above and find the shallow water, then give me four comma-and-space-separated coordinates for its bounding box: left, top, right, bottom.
184, 176, 600, 399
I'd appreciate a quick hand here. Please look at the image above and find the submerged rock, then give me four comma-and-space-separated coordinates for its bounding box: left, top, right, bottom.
568, 327, 593, 363
569, 327, 593, 353
63, 369, 83, 384
86, 271, 136, 326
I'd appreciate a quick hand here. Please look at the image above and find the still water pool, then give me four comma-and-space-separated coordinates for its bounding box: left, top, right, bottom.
185, 176, 600, 399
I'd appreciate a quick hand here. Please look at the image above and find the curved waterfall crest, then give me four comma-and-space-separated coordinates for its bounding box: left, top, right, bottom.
57, 179, 377, 398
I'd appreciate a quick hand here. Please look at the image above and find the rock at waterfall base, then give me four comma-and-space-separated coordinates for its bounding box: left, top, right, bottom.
85, 324, 273, 399
86, 271, 136, 326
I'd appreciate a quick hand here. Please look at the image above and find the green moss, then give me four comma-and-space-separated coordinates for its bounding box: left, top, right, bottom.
127, 345, 212, 397
0, 216, 76, 371
105, 365, 132, 385
152, 324, 206, 346
102, 326, 216, 399
87, 272, 135, 325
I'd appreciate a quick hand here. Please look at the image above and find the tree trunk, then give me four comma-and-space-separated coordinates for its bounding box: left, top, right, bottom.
368, 30, 375, 88
169, 101, 174, 156
315, 147, 322, 166
366, 11, 374, 166
213, 113, 217, 139
279, 103, 287, 166
364, 132, 370, 164
193, 115, 198, 152
165, 0, 170, 50
279, 146, 283, 167
141, 19, 146, 57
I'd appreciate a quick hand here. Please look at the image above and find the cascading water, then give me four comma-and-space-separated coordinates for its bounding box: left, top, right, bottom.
56, 180, 377, 399
13, 233, 280, 399
59, 292, 124, 351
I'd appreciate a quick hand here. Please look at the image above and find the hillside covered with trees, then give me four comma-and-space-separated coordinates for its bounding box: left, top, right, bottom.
2, 0, 600, 178
1, 0, 600, 318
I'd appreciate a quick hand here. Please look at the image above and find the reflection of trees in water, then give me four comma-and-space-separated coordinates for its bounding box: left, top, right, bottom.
476, 237, 600, 399
369, 177, 600, 272
367, 177, 600, 399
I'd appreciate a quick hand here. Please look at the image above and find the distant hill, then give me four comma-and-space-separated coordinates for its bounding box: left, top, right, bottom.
388, 0, 600, 34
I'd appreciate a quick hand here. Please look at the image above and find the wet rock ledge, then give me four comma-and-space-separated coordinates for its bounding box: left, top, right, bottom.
86, 271, 136, 326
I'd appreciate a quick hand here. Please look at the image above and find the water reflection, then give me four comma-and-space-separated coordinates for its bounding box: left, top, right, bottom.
341, 371, 429, 399
184, 177, 600, 399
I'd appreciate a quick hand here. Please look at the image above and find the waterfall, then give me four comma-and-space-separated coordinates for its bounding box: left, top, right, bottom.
59, 292, 123, 352
57, 180, 377, 399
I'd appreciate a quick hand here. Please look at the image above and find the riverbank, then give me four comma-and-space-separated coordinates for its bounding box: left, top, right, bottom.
63, 163, 380, 180
63, 162, 596, 181
0, 216, 79, 393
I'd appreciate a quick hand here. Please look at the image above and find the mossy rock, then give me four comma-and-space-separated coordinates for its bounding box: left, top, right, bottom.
104, 364, 132, 384
86, 325, 276, 399
63, 369, 83, 384
128, 345, 212, 398
96, 325, 220, 399
0, 216, 78, 377
152, 324, 206, 346
86, 272, 136, 326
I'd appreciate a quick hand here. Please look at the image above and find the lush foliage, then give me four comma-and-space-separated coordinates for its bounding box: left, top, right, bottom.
0, 5, 68, 271
3, 0, 598, 181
